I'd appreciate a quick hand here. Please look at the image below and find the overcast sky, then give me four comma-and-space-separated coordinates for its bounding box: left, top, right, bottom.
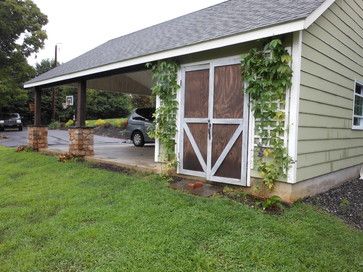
28, 0, 226, 66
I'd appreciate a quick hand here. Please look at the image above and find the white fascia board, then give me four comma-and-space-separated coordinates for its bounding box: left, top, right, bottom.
24, 19, 305, 89
304, 0, 335, 29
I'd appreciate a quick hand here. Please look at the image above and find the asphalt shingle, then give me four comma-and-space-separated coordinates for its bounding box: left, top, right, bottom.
26, 0, 325, 85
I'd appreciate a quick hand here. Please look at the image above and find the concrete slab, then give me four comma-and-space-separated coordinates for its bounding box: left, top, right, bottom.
0, 128, 159, 173
90, 144, 161, 173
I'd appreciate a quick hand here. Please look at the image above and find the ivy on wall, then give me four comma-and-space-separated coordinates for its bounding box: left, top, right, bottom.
241, 39, 293, 189
147, 60, 180, 162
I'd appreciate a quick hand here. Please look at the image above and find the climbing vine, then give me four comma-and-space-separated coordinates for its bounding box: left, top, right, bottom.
147, 60, 180, 162
241, 39, 293, 189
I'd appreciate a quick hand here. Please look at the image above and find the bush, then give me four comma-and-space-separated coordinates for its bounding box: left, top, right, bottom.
114, 119, 127, 128
48, 121, 61, 130
95, 119, 106, 127
65, 119, 75, 128
95, 119, 111, 127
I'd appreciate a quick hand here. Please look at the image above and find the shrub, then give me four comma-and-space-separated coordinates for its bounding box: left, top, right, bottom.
48, 121, 61, 130
65, 119, 75, 128
95, 119, 106, 127
262, 195, 283, 211
114, 119, 127, 128
95, 119, 111, 127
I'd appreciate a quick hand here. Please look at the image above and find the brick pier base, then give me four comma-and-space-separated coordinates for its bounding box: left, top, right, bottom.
69, 127, 94, 156
28, 126, 48, 150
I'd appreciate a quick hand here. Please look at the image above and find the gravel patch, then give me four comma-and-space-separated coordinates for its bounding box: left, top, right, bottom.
304, 179, 363, 230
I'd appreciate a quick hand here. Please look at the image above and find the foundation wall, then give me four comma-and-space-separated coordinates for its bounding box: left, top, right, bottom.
247, 164, 362, 203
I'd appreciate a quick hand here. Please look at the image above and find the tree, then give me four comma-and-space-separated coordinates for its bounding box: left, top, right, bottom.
131, 94, 155, 109
0, 0, 48, 116
0, 0, 48, 62
35, 59, 56, 76
86, 90, 132, 120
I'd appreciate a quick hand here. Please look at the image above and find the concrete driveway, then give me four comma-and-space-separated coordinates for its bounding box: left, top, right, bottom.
0, 128, 159, 173
0, 128, 127, 148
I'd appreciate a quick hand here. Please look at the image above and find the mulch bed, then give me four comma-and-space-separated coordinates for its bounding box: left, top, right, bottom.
303, 178, 363, 230
93, 126, 128, 140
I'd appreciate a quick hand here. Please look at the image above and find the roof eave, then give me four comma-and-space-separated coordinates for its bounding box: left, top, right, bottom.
24, 18, 309, 89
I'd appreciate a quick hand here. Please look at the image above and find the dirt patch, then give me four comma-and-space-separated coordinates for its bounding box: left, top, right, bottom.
303, 179, 363, 230
88, 162, 135, 175
93, 126, 128, 140
170, 179, 224, 197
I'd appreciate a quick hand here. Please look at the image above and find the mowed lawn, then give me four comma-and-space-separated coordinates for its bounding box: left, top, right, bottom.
0, 147, 361, 271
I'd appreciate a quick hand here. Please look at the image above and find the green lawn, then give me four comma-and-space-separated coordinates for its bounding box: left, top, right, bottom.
0, 147, 361, 271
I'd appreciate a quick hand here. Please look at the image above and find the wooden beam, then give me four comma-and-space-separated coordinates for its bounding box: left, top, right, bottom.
34, 86, 42, 126
76, 80, 87, 127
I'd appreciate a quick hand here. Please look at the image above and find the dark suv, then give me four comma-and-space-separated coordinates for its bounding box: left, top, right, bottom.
0, 113, 23, 131
126, 108, 155, 147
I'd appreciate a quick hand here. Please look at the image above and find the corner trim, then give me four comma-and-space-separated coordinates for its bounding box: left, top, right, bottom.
287, 31, 303, 184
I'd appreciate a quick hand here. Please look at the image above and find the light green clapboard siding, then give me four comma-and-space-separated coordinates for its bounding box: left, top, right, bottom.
300, 72, 355, 100
299, 113, 352, 128
298, 147, 363, 168
305, 23, 363, 65
297, 0, 363, 182
298, 127, 363, 141
300, 86, 352, 109
303, 31, 363, 78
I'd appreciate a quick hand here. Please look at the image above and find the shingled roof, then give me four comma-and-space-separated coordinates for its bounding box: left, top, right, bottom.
25, 0, 327, 87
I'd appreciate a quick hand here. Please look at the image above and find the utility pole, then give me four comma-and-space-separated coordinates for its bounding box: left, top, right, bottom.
51, 44, 59, 121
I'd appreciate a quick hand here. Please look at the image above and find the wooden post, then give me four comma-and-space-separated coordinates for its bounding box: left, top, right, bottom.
76, 80, 87, 127
34, 86, 42, 126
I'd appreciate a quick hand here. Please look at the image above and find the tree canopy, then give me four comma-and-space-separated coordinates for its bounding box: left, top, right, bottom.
0, 0, 48, 112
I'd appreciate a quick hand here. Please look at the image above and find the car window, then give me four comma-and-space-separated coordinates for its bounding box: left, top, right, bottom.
135, 108, 155, 121
0, 113, 19, 119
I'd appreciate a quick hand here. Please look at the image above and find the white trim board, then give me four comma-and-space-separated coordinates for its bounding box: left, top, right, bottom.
304, 0, 336, 29
287, 31, 303, 184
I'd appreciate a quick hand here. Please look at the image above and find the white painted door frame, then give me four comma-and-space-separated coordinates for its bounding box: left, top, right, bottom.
177, 56, 250, 186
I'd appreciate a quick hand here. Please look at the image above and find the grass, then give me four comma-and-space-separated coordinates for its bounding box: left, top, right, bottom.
0, 146, 362, 271
85, 118, 127, 128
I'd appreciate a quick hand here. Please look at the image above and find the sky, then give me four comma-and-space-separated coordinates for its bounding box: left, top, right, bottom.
28, 0, 226, 66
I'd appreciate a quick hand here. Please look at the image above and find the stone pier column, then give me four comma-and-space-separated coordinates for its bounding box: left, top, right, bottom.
28, 126, 48, 150
68, 127, 94, 156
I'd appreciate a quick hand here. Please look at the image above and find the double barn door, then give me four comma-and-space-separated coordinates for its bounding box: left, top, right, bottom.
179, 59, 249, 185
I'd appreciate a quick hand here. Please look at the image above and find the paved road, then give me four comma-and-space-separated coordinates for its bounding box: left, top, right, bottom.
0, 128, 128, 148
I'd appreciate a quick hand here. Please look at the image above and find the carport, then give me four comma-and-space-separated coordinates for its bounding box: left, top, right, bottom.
25, 66, 162, 172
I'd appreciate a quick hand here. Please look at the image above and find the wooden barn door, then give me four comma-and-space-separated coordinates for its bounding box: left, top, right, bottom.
180, 59, 248, 185
209, 64, 245, 184
180, 65, 210, 177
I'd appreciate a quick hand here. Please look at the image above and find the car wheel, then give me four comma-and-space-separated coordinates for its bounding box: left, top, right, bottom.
18, 126, 23, 131
132, 131, 145, 147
